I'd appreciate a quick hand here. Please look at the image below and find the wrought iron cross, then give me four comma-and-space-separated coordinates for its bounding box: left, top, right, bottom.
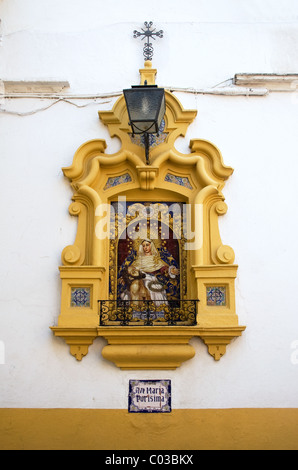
133, 21, 163, 61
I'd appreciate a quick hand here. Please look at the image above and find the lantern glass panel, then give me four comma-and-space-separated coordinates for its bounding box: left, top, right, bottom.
124, 86, 165, 134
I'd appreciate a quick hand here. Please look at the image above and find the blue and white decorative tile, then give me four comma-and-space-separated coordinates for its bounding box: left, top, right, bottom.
206, 286, 227, 306
165, 173, 193, 190
104, 173, 132, 191
128, 380, 172, 413
71, 287, 91, 308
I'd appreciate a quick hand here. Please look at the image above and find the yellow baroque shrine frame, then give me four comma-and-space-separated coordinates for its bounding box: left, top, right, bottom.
51, 62, 245, 369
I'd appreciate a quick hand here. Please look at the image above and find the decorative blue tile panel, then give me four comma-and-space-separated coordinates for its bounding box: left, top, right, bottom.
129, 380, 172, 413
104, 173, 132, 191
165, 173, 193, 190
206, 286, 227, 306
71, 287, 91, 308
130, 119, 168, 149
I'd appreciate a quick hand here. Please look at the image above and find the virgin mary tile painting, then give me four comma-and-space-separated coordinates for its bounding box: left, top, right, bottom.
117, 236, 180, 304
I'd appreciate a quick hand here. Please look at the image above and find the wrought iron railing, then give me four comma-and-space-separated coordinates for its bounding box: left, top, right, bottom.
98, 299, 199, 326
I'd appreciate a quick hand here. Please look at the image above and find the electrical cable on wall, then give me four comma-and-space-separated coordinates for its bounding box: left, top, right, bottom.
0, 97, 113, 116
0, 79, 269, 117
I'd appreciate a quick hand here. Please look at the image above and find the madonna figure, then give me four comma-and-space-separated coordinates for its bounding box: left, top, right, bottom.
119, 239, 179, 306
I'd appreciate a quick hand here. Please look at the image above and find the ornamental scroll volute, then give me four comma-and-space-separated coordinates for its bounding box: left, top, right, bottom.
52, 61, 245, 367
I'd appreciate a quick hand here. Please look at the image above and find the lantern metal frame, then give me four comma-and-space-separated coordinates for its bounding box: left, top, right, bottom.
123, 83, 166, 165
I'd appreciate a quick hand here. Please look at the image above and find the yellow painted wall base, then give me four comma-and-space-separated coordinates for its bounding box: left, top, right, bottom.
1, 408, 298, 450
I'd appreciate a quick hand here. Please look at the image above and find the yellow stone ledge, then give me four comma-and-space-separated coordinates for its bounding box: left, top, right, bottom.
51, 326, 246, 368
1, 408, 298, 450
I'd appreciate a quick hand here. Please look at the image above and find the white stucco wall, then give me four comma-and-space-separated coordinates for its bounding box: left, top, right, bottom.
1, 0, 298, 409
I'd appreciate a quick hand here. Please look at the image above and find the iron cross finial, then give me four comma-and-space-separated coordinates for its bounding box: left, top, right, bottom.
133, 21, 164, 61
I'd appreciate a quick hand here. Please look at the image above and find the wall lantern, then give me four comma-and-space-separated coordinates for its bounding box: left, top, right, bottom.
123, 21, 165, 165
123, 84, 165, 165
